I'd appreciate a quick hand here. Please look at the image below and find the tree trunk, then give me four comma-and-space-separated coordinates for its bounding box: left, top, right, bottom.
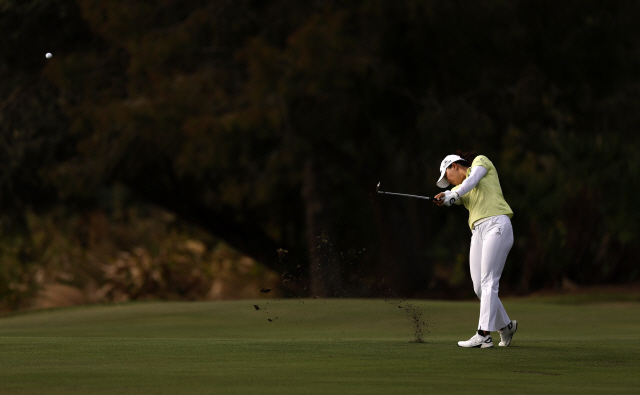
301, 155, 343, 297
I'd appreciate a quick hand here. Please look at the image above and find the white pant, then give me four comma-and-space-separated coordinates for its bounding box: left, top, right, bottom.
469, 215, 513, 332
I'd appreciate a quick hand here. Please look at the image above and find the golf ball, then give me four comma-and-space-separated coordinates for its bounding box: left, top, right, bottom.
45, 53, 52, 59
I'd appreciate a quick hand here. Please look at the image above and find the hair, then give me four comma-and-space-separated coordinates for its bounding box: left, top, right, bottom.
453, 150, 476, 167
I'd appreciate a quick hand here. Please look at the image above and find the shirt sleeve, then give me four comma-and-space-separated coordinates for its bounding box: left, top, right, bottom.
454, 165, 488, 197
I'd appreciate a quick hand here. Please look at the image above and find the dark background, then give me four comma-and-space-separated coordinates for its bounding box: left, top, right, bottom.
1, 0, 639, 310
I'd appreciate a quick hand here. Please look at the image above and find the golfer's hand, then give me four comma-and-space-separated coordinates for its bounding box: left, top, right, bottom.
434, 192, 445, 206
441, 190, 460, 206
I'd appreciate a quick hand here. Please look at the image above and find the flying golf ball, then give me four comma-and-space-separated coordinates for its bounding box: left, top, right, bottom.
45, 53, 52, 59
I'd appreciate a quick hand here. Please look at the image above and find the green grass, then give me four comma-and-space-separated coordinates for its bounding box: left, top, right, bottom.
1, 298, 639, 394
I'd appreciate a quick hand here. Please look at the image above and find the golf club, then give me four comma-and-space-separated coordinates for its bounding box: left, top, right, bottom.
376, 182, 441, 201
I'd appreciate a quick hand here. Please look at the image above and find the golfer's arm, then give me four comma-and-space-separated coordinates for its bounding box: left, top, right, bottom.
455, 166, 487, 196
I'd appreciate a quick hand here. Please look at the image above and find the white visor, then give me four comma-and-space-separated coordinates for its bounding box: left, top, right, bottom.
436, 154, 464, 188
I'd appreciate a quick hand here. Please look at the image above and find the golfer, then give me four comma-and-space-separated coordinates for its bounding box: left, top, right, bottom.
434, 151, 518, 348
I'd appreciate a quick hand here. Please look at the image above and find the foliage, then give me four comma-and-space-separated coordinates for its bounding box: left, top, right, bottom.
0, 188, 279, 311
1, 0, 640, 305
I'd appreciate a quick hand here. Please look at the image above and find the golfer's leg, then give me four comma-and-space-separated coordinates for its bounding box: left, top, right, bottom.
469, 227, 484, 333
478, 217, 513, 331
469, 228, 482, 301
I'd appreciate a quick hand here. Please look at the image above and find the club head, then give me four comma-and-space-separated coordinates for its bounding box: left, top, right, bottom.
376, 182, 380, 193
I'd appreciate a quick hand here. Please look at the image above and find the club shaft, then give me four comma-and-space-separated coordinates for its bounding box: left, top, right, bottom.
378, 191, 434, 200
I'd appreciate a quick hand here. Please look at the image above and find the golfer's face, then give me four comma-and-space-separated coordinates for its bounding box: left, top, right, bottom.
445, 165, 463, 186
444, 166, 454, 185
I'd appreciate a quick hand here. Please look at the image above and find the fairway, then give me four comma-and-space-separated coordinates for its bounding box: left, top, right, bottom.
1, 298, 639, 394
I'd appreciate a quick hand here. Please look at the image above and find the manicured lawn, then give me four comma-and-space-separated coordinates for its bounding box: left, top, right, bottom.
1, 298, 638, 394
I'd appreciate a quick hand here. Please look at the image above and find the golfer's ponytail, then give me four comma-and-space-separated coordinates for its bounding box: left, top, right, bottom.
455, 150, 476, 166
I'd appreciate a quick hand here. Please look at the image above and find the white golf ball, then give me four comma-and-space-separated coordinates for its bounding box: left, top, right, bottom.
45, 53, 52, 59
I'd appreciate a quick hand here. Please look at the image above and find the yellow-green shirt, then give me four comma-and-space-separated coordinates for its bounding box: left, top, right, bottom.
452, 155, 513, 229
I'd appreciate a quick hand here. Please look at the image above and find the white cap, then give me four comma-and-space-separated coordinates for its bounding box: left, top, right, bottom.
436, 154, 464, 188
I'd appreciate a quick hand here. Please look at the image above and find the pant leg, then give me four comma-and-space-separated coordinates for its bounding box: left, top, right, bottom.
477, 216, 513, 332
469, 226, 483, 301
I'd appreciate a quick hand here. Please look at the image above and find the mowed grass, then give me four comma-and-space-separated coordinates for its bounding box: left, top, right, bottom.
1, 298, 639, 394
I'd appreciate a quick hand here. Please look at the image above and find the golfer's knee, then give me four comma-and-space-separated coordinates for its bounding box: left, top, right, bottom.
474, 285, 482, 299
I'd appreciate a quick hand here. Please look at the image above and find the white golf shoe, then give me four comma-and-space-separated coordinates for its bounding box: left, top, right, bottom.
498, 320, 518, 346
457, 332, 494, 348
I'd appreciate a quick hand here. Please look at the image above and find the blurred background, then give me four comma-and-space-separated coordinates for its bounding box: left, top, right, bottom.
1, 0, 639, 312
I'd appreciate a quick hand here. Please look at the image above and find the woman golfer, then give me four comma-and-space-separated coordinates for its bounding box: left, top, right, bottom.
434, 151, 517, 348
